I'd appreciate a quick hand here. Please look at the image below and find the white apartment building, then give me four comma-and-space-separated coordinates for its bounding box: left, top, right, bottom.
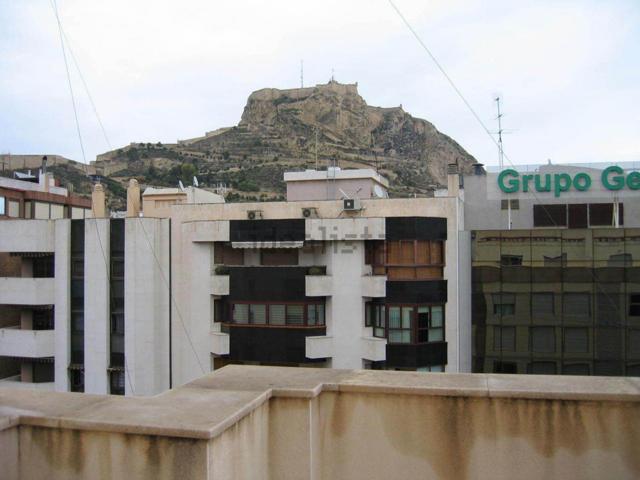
0, 167, 471, 396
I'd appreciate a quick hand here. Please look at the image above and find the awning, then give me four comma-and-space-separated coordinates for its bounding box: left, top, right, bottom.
9, 252, 53, 258
231, 241, 304, 249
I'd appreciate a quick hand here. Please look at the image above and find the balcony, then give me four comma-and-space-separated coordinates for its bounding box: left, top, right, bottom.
0, 327, 55, 358
361, 336, 387, 361
0, 375, 55, 391
210, 331, 230, 355
210, 275, 230, 296
361, 275, 386, 297
0, 220, 54, 253
0, 278, 54, 305
305, 275, 332, 296
306, 335, 333, 359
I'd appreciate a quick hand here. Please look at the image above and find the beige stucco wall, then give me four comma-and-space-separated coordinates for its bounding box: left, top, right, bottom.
1, 367, 639, 480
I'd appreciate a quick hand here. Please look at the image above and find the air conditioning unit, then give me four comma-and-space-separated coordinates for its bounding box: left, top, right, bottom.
301, 207, 318, 218
247, 210, 263, 220
343, 198, 362, 211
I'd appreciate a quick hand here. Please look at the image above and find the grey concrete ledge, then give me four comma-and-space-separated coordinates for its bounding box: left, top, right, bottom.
1, 366, 639, 441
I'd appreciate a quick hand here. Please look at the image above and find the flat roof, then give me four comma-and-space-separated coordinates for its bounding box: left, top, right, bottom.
284, 168, 389, 188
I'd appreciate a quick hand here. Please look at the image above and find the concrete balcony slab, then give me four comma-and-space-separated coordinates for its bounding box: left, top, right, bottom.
306, 335, 333, 359
0, 278, 54, 305
305, 275, 332, 296
0, 328, 55, 358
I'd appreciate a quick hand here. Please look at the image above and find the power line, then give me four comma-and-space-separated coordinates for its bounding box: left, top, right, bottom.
49, 0, 112, 152
387, 0, 628, 329
51, 0, 87, 164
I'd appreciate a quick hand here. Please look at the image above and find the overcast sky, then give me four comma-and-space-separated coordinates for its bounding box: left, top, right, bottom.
1, 0, 638, 168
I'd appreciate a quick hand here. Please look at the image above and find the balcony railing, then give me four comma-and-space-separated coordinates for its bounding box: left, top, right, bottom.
0, 327, 55, 358
0, 277, 55, 305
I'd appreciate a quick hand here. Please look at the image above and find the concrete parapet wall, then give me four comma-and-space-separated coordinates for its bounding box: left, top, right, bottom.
0, 366, 639, 479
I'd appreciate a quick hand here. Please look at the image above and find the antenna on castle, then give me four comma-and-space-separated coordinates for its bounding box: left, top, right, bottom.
331, 68, 335, 82
300, 60, 304, 88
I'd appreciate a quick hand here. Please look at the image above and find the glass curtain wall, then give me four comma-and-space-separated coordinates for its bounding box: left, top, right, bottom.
472, 228, 640, 376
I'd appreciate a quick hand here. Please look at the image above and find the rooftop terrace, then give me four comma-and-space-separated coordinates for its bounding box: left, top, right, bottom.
1, 366, 639, 479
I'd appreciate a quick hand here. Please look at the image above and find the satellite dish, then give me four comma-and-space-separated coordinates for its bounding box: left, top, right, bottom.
178, 180, 185, 191
373, 184, 387, 198
193, 176, 199, 187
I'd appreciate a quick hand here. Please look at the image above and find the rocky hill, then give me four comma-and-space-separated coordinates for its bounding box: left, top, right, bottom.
88, 80, 478, 208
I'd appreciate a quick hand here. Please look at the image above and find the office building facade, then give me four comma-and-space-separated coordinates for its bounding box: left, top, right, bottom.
466, 163, 640, 376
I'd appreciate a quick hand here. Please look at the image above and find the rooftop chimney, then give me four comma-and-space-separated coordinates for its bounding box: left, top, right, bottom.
91, 183, 107, 218
126, 179, 141, 217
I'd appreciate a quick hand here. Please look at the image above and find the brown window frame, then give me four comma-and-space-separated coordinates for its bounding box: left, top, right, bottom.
365, 240, 445, 280
366, 302, 445, 345
226, 301, 325, 328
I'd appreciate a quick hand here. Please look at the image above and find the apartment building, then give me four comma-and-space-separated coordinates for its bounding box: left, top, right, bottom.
0, 167, 470, 395
466, 162, 640, 376
0, 170, 91, 220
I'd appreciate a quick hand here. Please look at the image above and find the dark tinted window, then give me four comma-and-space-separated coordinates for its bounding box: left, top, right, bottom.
568, 204, 588, 229
533, 204, 567, 227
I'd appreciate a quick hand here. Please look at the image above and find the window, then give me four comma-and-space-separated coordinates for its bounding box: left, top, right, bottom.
500, 255, 522, 266
628, 330, 640, 359
269, 304, 286, 325
367, 303, 386, 338
110, 371, 125, 395
7, 200, 19, 218
494, 326, 515, 351
533, 204, 567, 227
532, 293, 554, 316
213, 243, 244, 265
493, 361, 517, 374
589, 203, 623, 226
233, 304, 249, 324
365, 240, 444, 280
0, 197, 5, 215
500, 199, 519, 210
528, 362, 557, 374
366, 303, 444, 344
249, 304, 266, 324
33, 256, 54, 278
531, 327, 556, 353
629, 295, 640, 316
69, 369, 84, 392
229, 302, 325, 327
562, 364, 590, 375
388, 307, 411, 344
568, 204, 588, 229
261, 248, 299, 266
417, 365, 444, 372
563, 293, 591, 317
493, 293, 515, 316
564, 328, 589, 353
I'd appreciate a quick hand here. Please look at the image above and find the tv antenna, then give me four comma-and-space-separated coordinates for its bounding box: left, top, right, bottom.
495, 96, 505, 169
300, 60, 304, 88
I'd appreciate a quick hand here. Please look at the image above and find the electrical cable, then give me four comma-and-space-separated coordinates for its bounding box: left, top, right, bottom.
52, 0, 87, 164
387, 0, 629, 354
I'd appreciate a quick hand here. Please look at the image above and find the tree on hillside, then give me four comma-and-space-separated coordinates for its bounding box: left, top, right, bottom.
180, 163, 196, 185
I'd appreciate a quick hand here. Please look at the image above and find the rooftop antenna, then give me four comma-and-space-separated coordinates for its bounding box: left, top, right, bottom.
300, 60, 304, 88
315, 127, 319, 169
178, 180, 185, 192
193, 176, 199, 187
495, 96, 505, 169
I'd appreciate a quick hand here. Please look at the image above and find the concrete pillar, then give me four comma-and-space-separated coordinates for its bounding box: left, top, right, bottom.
126, 179, 141, 218
447, 163, 460, 197
124, 218, 170, 396
84, 219, 110, 394
92, 184, 107, 219
327, 240, 366, 369
54, 220, 71, 392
